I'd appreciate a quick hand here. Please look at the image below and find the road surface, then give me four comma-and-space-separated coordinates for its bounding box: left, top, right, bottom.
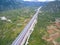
11, 7, 42, 45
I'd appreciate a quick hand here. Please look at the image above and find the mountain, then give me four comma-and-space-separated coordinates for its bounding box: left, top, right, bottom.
41, 1, 60, 13
0, 0, 47, 11
0, 0, 21, 11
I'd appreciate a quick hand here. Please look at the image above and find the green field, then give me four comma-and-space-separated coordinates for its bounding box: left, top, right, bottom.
0, 7, 36, 45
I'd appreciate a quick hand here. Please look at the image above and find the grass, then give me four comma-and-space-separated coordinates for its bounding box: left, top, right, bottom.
0, 7, 36, 45
55, 37, 60, 42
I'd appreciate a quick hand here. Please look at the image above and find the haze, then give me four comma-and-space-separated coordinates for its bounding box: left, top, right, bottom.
24, 0, 55, 2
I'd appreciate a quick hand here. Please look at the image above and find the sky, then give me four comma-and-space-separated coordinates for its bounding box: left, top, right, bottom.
23, 0, 55, 2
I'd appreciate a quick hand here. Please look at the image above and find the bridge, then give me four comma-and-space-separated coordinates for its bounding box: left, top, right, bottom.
11, 7, 41, 45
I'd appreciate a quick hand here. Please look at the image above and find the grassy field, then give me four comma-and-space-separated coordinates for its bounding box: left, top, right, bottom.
28, 10, 60, 45
0, 7, 36, 45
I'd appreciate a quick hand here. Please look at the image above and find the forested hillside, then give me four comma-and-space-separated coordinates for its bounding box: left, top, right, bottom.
29, 1, 60, 45
41, 1, 60, 13
0, 0, 60, 45
0, 7, 35, 45
0, 0, 47, 11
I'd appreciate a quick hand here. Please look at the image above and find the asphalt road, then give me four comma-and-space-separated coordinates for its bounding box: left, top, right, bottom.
11, 7, 42, 45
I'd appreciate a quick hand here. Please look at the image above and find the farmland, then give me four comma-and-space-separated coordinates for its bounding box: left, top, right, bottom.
0, 7, 36, 45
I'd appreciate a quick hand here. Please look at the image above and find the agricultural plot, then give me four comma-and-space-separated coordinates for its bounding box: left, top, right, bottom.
0, 7, 35, 45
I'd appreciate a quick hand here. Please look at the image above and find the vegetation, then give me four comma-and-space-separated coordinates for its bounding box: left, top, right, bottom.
55, 37, 60, 42
28, 1, 60, 45
0, 0, 46, 11
0, 1, 60, 45
0, 7, 35, 45
28, 12, 60, 45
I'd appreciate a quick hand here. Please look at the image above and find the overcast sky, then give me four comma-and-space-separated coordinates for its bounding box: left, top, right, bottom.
24, 0, 55, 2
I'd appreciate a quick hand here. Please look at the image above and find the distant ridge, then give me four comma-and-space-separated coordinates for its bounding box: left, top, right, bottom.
0, 0, 47, 11
41, 1, 60, 13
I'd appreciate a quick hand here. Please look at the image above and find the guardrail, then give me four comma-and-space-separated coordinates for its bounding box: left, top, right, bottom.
11, 7, 41, 45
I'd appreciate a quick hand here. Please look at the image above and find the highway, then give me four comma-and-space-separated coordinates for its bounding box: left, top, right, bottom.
11, 7, 42, 45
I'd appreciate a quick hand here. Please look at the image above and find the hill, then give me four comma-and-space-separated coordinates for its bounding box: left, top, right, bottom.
29, 1, 60, 45
41, 1, 60, 13
0, 0, 47, 11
